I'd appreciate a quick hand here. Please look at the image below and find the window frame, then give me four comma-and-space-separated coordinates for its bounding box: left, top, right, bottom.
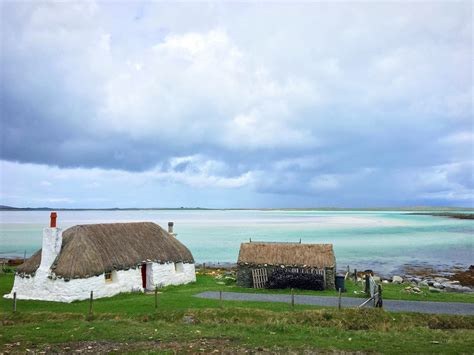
104, 271, 113, 283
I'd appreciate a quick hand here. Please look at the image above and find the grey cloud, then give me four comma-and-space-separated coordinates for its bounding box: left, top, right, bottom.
0, 1, 472, 206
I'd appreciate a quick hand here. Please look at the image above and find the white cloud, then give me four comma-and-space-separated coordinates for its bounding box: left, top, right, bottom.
310, 175, 340, 191
1, 157, 254, 198
420, 190, 473, 202
395, 161, 474, 201
310, 168, 376, 192
163, 155, 254, 188
439, 131, 474, 145
273, 156, 325, 171
96, 28, 318, 149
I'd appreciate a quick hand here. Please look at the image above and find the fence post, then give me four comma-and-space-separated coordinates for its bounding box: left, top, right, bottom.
154, 286, 158, 310
13, 292, 16, 313
219, 290, 223, 308
89, 291, 93, 316
376, 285, 383, 308
291, 288, 295, 309
365, 274, 370, 295
338, 288, 342, 310
354, 269, 357, 283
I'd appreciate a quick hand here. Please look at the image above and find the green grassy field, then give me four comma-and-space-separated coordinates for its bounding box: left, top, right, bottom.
1, 271, 474, 353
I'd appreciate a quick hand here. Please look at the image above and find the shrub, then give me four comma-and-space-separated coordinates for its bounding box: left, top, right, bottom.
266, 269, 324, 290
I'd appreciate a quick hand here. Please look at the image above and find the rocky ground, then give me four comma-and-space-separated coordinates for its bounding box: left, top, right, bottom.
1, 339, 346, 354
2, 339, 231, 354
379, 265, 474, 294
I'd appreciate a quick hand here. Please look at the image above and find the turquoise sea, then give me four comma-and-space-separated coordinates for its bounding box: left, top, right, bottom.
0, 210, 472, 275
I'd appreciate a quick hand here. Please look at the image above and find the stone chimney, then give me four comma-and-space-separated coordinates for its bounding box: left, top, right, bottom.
38, 212, 63, 272
168, 221, 177, 237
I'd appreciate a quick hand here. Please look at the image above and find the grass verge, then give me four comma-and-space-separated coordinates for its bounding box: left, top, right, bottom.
1, 272, 474, 353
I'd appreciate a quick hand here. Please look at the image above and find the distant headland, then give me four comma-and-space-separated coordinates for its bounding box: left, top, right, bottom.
1, 205, 472, 212
410, 213, 474, 220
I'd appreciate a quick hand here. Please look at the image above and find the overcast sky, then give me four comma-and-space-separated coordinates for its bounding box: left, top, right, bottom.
0, 1, 472, 208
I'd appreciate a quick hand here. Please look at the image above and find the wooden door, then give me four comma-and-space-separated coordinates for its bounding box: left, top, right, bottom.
141, 263, 147, 289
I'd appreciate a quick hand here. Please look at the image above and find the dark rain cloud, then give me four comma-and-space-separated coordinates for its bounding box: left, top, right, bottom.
0, 1, 472, 206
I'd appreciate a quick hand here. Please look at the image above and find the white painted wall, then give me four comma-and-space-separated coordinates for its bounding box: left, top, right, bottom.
5, 262, 196, 303
39, 227, 62, 272
151, 262, 195, 287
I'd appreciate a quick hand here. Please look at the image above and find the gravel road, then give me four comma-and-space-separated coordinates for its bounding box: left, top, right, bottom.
195, 291, 474, 315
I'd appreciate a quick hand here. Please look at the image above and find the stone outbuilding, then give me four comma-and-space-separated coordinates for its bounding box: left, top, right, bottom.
236, 241, 336, 290
5, 214, 196, 302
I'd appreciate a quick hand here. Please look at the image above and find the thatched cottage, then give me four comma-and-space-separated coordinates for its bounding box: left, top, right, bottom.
236, 242, 336, 290
5, 214, 195, 302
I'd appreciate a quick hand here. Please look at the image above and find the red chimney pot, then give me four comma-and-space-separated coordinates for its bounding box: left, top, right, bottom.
50, 212, 57, 228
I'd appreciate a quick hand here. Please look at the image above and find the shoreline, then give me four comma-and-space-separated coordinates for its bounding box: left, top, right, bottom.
3, 258, 472, 278
410, 212, 474, 220
4, 258, 471, 281
4, 258, 472, 292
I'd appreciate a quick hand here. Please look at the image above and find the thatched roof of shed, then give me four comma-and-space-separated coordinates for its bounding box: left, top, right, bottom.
237, 242, 335, 268
17, 222, 194, 279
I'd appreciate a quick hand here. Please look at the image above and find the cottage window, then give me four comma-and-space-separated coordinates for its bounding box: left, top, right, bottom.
104, 271, 113, 282
175, 262, 184, 273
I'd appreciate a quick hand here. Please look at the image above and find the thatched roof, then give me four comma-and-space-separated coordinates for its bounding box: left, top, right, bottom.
237, 242, 335, 268
17, 222, 194, 279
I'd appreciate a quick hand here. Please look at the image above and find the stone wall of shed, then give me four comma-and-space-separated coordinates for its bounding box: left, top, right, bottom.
236, 265, 254, 287
237, 265, 336, 290
325, 267, 336, 290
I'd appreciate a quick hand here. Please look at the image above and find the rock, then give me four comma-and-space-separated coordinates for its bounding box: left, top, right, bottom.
411, 277, 421, 283
419, 280, 429, 287
392, 275, 403, 284
444, 280, 460, 285
372, 276, 381, 283
433, 282, 444, 289
444, 285, 461, 292
382, 280, 390, 284
429, 287, 441, 293
442, 282, 461, 288
444, 285, 473, 293
403, 286, 422, 294
434, 277, 449, 282
460, 286, 473, 293
182, 315, 196, 324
